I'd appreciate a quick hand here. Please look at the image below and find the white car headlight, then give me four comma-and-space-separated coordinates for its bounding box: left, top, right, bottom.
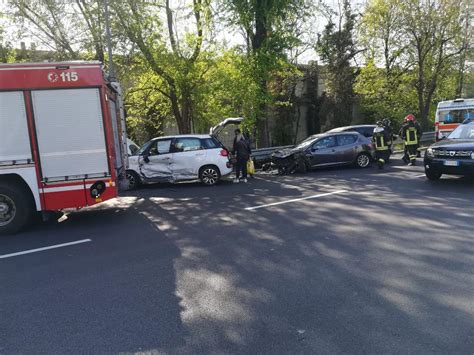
471, 151, 474, 159
426, 148, 434, 157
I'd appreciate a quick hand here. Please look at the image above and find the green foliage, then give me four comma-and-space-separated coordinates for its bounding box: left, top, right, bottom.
316, 0, 358, 130
112, 0, 214, 134
194, 50, 260, 131
355, 59, 417, 129
4, 0, 471, 141
0, 22, 13, 63
358, 0, 471, 129
124, 68, 171, 144
223, 0, 312, 146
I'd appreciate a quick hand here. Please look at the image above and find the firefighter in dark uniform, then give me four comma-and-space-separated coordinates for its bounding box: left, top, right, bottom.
373, 121, 390, 169
400, 114, 422, 166
399, 116, 409, 163
382, 118, 394, 162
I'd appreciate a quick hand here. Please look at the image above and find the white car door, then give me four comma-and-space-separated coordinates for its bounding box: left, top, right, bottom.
139, 139, 173, 180
171, 137, 207, 179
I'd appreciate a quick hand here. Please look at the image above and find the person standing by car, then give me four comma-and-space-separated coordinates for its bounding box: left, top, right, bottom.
399, 116, 409, 163
400, 114, 423, 166
382, 118, 393, 159
373, 121, 391, 169
233, 129, 251, 183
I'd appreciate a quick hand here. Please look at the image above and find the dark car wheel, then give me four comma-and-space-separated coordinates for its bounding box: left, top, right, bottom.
425, 169, 442, 181
199, 166, 221, 186
126, 170, 141, 190
355, 153, 371, 168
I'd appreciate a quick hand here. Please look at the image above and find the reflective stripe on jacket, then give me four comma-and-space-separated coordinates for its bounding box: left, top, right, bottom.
405, 127, 418, 145
373, 133, 388, 151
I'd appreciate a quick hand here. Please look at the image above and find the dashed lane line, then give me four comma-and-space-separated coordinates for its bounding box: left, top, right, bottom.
244, 190, 348, 211
0, 239, 92, 260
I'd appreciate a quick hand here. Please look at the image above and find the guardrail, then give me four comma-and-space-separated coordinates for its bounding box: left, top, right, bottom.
392, 131, 435, 153
393, 131, 435, 146
252, 145, 292, 167
421, 131, 436, 144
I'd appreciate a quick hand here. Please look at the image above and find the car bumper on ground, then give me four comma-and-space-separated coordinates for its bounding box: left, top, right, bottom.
424, 158, 474, 175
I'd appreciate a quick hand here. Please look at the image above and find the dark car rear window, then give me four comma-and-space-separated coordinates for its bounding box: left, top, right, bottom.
356, 127, 375, 137
337, 134, 358, 145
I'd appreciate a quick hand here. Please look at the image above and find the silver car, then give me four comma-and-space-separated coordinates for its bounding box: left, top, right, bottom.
272, 132, 375, 174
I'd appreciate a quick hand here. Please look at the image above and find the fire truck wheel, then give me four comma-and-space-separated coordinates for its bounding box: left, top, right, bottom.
126, 170, 141, 190
0, 183, 34, 235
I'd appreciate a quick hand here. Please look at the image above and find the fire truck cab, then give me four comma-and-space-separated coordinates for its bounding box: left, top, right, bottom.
0, 62, 127, 234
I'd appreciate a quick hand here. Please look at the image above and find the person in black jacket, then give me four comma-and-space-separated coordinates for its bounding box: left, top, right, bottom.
373, 121, 390, 169
400, 114, 423, 166
232, 129, 251, 183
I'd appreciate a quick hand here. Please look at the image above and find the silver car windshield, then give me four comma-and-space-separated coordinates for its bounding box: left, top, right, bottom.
296, 139, 315, 149
296, 135, 321, 149
448, 124, 474, 140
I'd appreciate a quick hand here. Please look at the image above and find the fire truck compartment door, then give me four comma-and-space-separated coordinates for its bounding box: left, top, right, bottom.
0, 91, 32, 164
32, 88, 109, 180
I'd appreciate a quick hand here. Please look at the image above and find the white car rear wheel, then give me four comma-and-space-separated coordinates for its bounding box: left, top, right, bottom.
199, 166, 220, 186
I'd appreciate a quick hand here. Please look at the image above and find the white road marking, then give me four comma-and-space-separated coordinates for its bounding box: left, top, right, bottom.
391, 166, 424, 171
245, 190, 348, 211
0, 239, 92, 259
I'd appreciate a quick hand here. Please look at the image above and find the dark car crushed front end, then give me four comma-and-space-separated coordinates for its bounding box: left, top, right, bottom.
271, 147, 309, 174
424, 120, 474, 180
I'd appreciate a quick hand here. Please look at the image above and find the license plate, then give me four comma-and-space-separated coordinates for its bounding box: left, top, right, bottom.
444, 160, 459, 166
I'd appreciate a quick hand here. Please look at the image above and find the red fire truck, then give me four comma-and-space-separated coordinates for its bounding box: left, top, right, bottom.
0, 61, 127, 234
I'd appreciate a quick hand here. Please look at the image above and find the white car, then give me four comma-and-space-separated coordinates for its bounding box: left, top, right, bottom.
127, 118, 242, 188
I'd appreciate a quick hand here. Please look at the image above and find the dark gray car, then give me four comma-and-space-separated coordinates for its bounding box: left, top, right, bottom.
272, 132, 375, 174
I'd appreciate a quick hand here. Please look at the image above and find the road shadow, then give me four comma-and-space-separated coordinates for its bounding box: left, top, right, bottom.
110, 164, 474, 353
0, 206, 186, 353
3, 155, 473, 353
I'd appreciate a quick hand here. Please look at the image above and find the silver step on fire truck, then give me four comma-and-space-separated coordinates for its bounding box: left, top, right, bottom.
0, 62, 128, 234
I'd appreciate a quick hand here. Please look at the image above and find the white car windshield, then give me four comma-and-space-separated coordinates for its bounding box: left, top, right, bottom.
448, 124, 474, 140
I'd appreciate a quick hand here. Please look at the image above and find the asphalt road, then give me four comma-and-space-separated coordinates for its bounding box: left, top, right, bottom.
1, 156, 473, 354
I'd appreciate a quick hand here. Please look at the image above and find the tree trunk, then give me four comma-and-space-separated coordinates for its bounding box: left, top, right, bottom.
252, 2, 269, 147
455, 53, 466, 98
417, 89, 427, 127
169, 91, 185, 134
180, 96, 192, 134
256, 78, 269, 147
